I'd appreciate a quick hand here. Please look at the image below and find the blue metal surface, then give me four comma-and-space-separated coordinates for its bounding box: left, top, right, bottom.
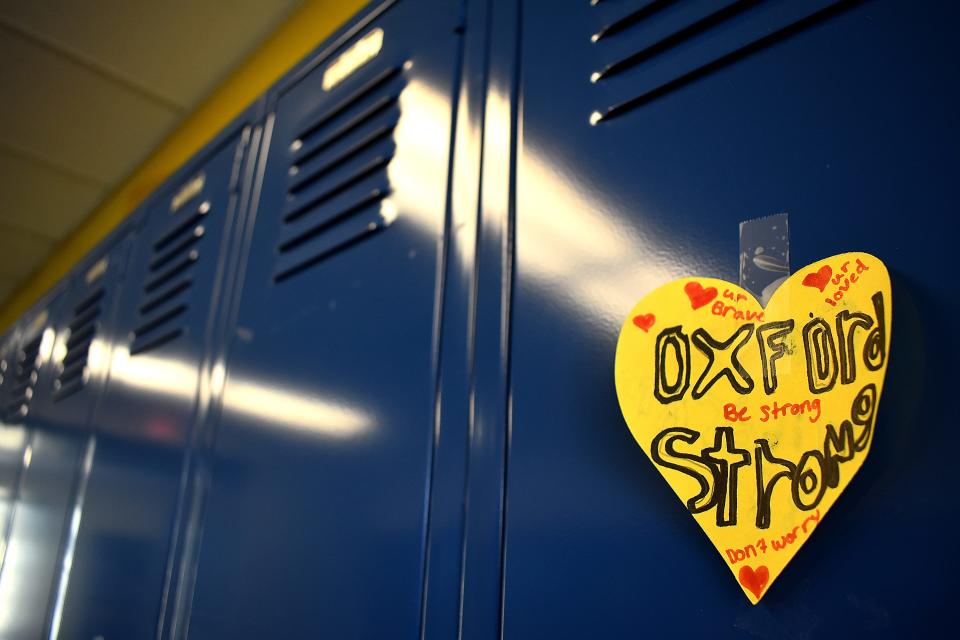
419, 0, 487, 635
0, 216, 140, 639
0, 290, 80, 640
0, 343, 29, 632
0, 422, 27, 623
0, 430, 85, 640
500, 0, 960, 637
457, 0, 517, 637
51, 106, 261, 639
28, 219, 140, 639
32, 218, 138, 434
92, 110, 258, 445
1, 0, 958, 637
0, 333, 26, 585
184, 1, 465, 636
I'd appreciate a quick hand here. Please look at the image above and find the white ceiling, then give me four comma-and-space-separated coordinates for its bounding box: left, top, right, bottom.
0, 0, 304, 303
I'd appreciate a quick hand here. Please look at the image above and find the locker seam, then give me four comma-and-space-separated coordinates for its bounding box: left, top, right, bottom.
418, 2, 470, 636
495, 0, 522, 635
456, 0, 495, 635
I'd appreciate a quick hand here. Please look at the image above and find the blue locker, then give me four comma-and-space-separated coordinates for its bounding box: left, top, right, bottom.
52, 105, 263, 639
0, 329, 28, 622
0, 327, 20, 418
32, 215, 140, 434
0, 214, 139, 639
495, 0, 960, 637
183, 0, 464, 636
0, 289, 83, 640
91, 106, 261, 445
0, 0, 955, 636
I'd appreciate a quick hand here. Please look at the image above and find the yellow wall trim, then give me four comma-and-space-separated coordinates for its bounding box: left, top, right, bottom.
0, 0, 367, 331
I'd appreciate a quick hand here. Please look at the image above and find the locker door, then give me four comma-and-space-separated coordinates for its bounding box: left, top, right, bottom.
0, 222, 138, 640
187, 1, 463, 636
31, 223, 136, 433
0, 293, 83, 640
501, 0, 959, 637
54, 115, 258, 639
0, 330, 28, 620
94, 119, 254, 444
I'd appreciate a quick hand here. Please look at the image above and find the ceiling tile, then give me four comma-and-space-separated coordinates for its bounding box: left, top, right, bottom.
0, 0, 303, 108
0, 25, 180, 184
0, 225, 54, 282
0, 148, 105, 240
0, 280, 17, 305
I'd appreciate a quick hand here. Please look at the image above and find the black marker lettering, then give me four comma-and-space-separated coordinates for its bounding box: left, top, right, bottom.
654, 326, 690, 404
650, 427, 715, 513
803, 317, 838, 394
836, 309, 873, 384
863, 292, 887, 371
702, 426, 751, 527
691, 324, 755, 399
756, 320, 794, 395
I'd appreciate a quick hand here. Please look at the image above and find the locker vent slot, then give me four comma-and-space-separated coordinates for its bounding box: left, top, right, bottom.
53, 287, 105, 402
130, 200, 209, 355
274, 60, 407, 283
589, 0, 848, 124
5, 333, 43, 421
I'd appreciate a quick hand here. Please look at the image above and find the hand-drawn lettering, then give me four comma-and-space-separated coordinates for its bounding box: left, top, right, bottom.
803, 317, 838, 394
691, 325, 755, 399
615, 253, 891, 603
652, 386, 876, 530
863, 292, 886, 371
702, 427, 751, 527
724, 403, 750, 422
652, 294, 883, 402
651, 426, 750, 527
756, 320, 794, 394
758, 398, 821, 423
836, 309, 873, 384
654, 326, 691, 404
650, 427, 716, 515
754, 439, 795, 529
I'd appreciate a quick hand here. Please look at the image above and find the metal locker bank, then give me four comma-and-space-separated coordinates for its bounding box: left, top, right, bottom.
0, 0, 957, 638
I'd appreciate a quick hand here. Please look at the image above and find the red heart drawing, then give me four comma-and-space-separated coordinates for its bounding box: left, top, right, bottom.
683, 281, 718, 310
738, 565, 770, 600
802, 265, 832, 293
632, 313, 655, 332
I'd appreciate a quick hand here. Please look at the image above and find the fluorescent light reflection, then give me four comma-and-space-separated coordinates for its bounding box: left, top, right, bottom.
39, 328, 55, 364
518, 148, 683, 324
0, 508, 44, 634
0, 435, 36, 636
388, 78, 683, 325
48, 435, 96, 640
85, 337, 108, 378
390, 78, 454, 232
109, 350, 370, 440
223, 375, 372, 440
109, 346, 197, 402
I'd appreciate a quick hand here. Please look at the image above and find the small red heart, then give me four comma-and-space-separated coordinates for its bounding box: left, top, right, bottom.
683, 281, 718, 310
632, 313, 655, 332
802, 265, 832, 293
738, 565, 770, 600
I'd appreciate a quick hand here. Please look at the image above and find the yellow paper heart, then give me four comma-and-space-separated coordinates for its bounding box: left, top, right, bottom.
614, 252, 891, 604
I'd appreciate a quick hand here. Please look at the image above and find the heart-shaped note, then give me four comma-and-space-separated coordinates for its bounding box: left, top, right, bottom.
614, 252, 891, 603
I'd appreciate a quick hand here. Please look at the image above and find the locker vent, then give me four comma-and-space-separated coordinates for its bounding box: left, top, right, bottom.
588, 0, 847, 124
130, 199, 210, 355
5, 333, 42, 421
53, 288, 104, 402
273, 60, 407, 283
